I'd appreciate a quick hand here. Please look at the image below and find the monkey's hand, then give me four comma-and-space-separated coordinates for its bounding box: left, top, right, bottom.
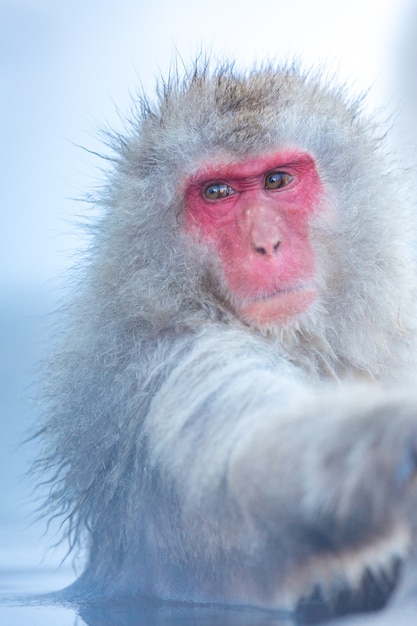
228, 389, 417, 619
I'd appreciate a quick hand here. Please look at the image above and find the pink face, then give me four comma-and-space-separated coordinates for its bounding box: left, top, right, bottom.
184, 151, 323, 326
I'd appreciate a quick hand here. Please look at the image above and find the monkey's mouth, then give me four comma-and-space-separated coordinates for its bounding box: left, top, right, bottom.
256, 285, 307, 301
238, 287, 317, 325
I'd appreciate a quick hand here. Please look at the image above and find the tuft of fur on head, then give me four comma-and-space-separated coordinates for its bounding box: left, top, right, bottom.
36, 58, 417, 567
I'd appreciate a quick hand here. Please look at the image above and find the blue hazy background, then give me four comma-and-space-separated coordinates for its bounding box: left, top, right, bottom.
1, 0, 417, 623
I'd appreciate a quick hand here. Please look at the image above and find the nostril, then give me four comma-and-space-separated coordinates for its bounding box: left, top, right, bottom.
253, 242, 280, 255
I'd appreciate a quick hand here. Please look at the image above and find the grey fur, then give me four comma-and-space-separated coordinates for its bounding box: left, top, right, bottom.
38, 61, 417, 622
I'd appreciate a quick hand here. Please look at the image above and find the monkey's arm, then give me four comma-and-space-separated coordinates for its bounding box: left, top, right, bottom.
142, 328, 416, 612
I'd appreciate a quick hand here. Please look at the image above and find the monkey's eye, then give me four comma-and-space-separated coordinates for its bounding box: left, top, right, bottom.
203, 183, 234, 200
264, 171, 293, 190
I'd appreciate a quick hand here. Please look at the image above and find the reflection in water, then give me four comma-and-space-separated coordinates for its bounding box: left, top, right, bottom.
2, 592, 417, 626
78, 598, 294, 626
0, 593, 294, 626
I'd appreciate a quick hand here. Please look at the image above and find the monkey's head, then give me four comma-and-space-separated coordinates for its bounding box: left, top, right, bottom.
97, 62, 416, 374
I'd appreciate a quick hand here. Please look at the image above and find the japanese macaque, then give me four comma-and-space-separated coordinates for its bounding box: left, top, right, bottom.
38, 62, 417, 624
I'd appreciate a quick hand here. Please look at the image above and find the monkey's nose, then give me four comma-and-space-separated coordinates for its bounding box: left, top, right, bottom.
247, 204, 282, 256
253, 241, 281, 256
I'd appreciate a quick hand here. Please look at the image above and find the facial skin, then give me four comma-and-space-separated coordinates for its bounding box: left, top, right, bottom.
185, 151, 323, 325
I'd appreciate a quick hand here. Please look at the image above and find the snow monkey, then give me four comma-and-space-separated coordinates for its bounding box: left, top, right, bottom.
38, 62, 417, 623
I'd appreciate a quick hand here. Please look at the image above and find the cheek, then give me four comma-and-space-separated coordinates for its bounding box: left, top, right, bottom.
184, 193, 229, 243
